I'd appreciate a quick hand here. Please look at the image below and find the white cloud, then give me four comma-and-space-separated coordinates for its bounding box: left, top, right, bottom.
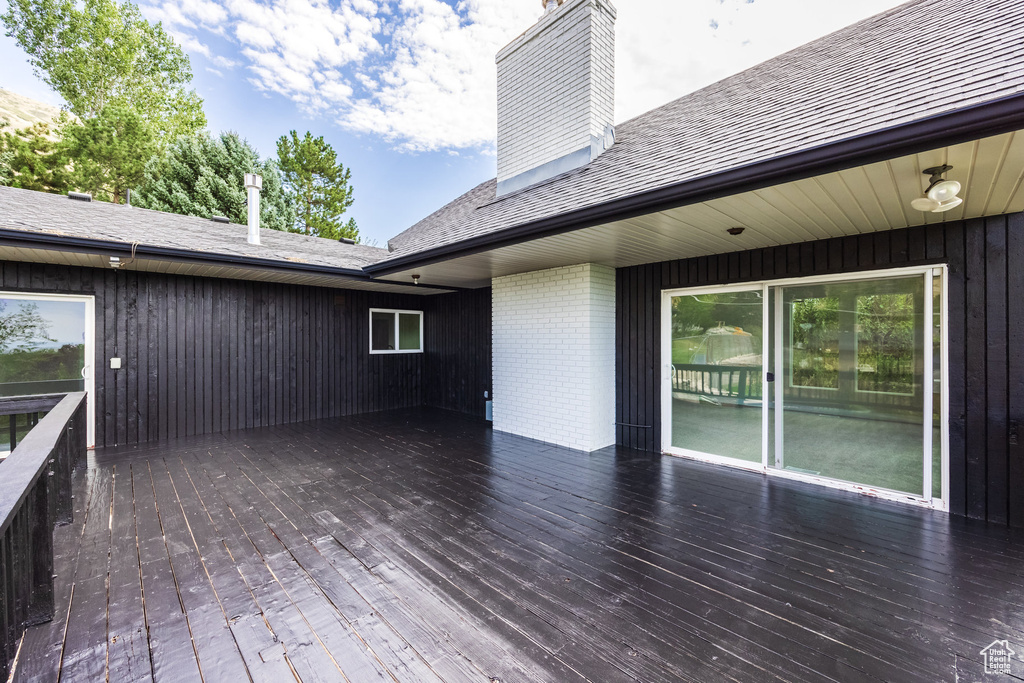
336, 0, 537, 151
614, 0, 907, 122
142, 0, 908, 153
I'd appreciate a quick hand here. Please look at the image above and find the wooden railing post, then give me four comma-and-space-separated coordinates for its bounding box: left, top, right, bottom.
0, 392, 87, 678
26, 479, 54, 626
0, 538, 10, 680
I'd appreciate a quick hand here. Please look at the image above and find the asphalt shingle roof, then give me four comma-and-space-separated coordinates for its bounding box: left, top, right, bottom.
0, 185, 389, 270
386, 0, 1024, 259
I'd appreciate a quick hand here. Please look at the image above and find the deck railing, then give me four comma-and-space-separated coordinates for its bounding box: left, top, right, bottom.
672, 364, 763, 404
0, 392, 87, 679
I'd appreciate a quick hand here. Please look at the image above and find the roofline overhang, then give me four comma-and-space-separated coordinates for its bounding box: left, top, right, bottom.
367, 91, 1024, 279
0, 228, 460, 292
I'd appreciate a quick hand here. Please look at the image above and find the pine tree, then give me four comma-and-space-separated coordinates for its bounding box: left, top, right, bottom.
133, 131, 295, 231
276, 130, 358, 240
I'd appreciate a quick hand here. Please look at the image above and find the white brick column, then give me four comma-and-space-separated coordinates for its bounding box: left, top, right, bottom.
492, 263, 616, 452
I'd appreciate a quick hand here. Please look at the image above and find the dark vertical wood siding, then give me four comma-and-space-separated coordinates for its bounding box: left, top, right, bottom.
0, 261, 426, 448
617, 212, 1024, 527
422, 288, 492, 418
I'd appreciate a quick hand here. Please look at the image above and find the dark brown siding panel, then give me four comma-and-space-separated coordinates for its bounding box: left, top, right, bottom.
1009, 212, 1024, 529
945, 221, 967, 517
0, 263, 428, 447
422, 288, 492, 418
616, 212, 1024, 527
963, 219, 987, 520
984, 217, 1008, 525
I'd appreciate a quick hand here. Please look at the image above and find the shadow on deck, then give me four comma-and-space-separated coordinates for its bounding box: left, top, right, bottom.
10, 407, 1024, 682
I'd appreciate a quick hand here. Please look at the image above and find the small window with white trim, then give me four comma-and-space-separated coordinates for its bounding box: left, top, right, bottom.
369, 308, 423, 354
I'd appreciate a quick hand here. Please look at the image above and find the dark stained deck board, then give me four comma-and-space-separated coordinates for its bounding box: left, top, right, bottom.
14, 409, 1024, 682
281, 421, 1007, 682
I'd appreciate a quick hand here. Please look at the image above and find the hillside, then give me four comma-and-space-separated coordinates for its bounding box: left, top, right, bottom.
0, 88, 64, 131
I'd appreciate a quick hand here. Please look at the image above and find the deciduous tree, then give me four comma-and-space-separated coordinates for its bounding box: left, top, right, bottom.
2, 0, 206, 144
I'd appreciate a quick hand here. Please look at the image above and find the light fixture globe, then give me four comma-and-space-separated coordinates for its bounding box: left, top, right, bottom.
911, 197, 939, 211
931, 196, 963, 213
927, 179, 961, 203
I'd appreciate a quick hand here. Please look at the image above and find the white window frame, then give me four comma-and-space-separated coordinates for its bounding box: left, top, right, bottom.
369, 308, 424, 354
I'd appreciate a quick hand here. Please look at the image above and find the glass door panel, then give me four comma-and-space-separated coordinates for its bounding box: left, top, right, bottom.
0, 297, 88, 396
668, 288, 764, 464
771, 276, 928, 496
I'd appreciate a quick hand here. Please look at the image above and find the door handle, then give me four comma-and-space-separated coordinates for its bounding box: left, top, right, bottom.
81, 365, 90, 380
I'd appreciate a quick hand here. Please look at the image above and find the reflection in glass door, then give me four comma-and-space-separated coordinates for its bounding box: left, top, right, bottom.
665, 287, 765, 465
0, 293, 94, 447
770, 275, 938, 497
663, 268, 946, 505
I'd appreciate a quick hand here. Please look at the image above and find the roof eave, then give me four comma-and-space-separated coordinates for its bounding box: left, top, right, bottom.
0, 227, 461, 292
0, 227, 376, 278
367, 90, 1024, 278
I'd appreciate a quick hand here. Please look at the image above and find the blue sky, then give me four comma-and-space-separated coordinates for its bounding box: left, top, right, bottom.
0, 298, 86, 348
0, 0, 906, 247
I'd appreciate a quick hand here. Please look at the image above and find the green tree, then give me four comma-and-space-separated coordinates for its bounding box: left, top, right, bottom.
61, 103, 156, 203
276, 130, 358, 240
0, 121, 69, 193
2, 0, 205, 144
133, 131, 295, 231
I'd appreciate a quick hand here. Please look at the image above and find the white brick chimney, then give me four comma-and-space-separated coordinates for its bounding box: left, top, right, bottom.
495, 0, 616, 196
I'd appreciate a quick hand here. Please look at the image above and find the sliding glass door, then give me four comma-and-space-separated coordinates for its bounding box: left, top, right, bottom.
664, 286, 766, 466
662, 267, 946, 505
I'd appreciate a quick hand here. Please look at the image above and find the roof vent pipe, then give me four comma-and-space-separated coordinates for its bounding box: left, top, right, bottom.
244, 173, 262, 245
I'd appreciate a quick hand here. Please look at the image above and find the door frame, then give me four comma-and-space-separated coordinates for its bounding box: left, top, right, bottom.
661, 265, 949, 510
660, 281, 769, 471
0, 291, 96, 448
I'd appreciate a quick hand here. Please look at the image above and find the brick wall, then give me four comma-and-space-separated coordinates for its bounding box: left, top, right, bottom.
492, 263, 616, 451
496, 0, 616, 191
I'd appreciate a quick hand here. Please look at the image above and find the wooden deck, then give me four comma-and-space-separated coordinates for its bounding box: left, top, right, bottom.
10, 408, 1024, 682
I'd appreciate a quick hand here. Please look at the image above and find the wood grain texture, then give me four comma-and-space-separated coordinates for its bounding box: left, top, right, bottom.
617, 212, 1024, 527
13, 408, 1024, 682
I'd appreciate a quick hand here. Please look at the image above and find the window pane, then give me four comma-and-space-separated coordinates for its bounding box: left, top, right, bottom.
0, 298, 86, 396
398, 313, 420, 351
371, 311, 396, 351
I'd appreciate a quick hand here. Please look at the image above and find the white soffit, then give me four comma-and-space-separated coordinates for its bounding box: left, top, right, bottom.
0, 246, 448, 295
379, 131, 1024, 289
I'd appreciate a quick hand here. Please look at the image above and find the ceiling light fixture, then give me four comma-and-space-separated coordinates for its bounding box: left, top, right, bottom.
911, 165, 963, 213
